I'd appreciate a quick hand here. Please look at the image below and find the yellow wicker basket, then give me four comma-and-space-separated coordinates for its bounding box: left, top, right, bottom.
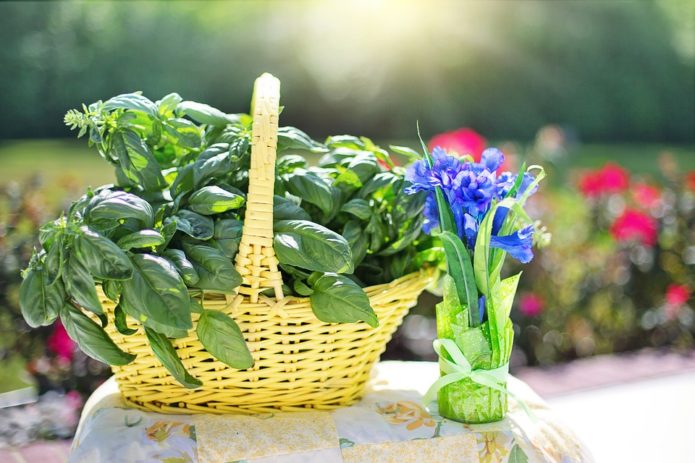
102, 73, 433, 414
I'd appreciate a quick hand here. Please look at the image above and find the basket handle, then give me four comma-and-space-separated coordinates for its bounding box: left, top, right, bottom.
234, 73, 284, 302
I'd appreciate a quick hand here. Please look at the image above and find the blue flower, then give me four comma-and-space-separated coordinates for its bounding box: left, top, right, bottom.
490, 224, 535, 263
422, 194, 440, 234
496, 171, 538, 199
405, 147, 464, 199
452, 166, 497, 216
480, 148, 505, 172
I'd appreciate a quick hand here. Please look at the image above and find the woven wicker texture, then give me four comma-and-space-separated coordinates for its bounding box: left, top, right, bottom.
104, 73, 433, 414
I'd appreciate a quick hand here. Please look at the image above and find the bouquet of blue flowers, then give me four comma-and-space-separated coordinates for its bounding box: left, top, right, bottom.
405, 136, 546, 423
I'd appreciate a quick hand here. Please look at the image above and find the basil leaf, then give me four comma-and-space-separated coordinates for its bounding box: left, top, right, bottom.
171, 210, 214, 240
197, 310, 253, 369
342, 220, 368, 265
144, 327, 202, 389
121, 254, 192, 332
177, 101, 237, 127
19, 267, 64, 328
292, 279, 314, 296
310, 274, 377, 327
60, 305, 135, 366
117, 229, 165, 250
273, 220, 353, 274
273, 195, 311, 221
163, 118, 202, 150
277, 127, 324, 153
114, 302, 138, 335
111, 129, 166, 191
212, 219, 243, 258
276, 154, 308, 174
104, 93, 157, 116
65, 252, 103, 315
340, 198, 372, 221
157, 93, 183, 115
163, 249, 200, 286
183, 243, 242, 292
43, 232, 64, 286
74, 226, 133, 280
88, 191, 154, 228
284, 169, 335, 216
188, 186, 245, 215
103, 280, 122, 302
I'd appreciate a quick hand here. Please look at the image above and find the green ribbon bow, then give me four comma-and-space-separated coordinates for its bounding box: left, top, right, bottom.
423, 338, 533, 418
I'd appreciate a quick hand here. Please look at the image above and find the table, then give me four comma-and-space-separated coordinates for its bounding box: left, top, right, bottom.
70, 361, 593, 462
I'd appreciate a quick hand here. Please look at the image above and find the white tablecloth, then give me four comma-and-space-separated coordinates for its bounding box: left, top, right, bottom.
70, 361, 593, 463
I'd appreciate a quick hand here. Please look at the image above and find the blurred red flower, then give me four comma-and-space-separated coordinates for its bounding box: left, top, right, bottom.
47, 321, 75, 361
428, 128, 486, 162
632, 183, 661, 208
519, 293, 544, 317
578, 163, 630, 198
610, 209, 658, 247
665, 284, 691, 319
686, 171, 695, 192
665, 284, 691, 307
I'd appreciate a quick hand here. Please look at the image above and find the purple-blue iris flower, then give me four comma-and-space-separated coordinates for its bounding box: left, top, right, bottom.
405, 145, 537, 263
490, 224, 535, 263
453, 167, 497, 216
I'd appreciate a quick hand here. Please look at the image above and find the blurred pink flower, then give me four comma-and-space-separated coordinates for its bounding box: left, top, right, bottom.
428, 128, 486, 162
666, 284, 691, 307
47, 321, 75, 361
578, 163, 630, 198
519, 293, 544, 317
610, 209, 658, 247
665, 284, 691, 319
632, 183, 661, 208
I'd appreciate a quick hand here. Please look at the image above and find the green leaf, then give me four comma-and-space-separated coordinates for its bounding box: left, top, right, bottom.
104, 93, 157, 116
284, 169, 335, 216
276, 154, 307, 174
177, 101, 237, 127
340, 198, 372, 221
188, 186, 245, 215
43, 231, 64, 286
144, 327, 202, 389
111, 129, 166, 191
117, 229, 165, 250
197, 310, 254, 369
60, 304, 135, 366
212, 219, 243, 258
310, 274, 377, 327
114, 303, 138, 335
183, 243, 242, 292
388, 145, 420, 162
508, 445, 529, 463
277, 127, 325, 153
438, 231, 478, 326
163, 118, 202, 149
65, 252, 103, 315
102, 280, 122, 302
74, 226, 133, 279
273, 195, 311, 221
292, 279, 314, 296
170, 210, 214, 240
273, 220, 353, 274
19, 267, 64, 328
157, 93, 183, 115
163, 249, 200, 286
121, 254, 192, 332
494, 273, 521, 320
88, 191, 154, 228
342, 220, 368, 266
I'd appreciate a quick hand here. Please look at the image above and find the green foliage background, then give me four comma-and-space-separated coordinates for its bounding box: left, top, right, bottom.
1, 0, 693, 143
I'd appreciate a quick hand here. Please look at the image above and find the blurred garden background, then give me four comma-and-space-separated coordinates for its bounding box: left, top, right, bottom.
0, 0, 694, 451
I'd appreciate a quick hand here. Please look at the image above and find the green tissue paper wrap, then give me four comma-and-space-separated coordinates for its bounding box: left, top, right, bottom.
433, 275, 517, 424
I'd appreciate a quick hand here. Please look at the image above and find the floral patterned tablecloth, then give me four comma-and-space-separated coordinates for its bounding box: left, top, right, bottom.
70, 361, 593, 463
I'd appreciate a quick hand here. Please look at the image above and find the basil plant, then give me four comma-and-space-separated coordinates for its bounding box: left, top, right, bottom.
19, 92, 435, 387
